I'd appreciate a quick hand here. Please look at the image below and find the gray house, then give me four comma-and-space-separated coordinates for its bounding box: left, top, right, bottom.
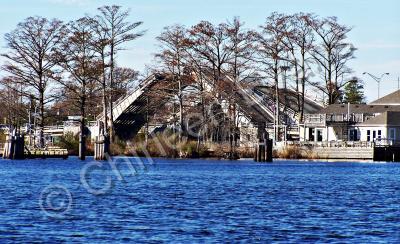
300, 90, 400, 145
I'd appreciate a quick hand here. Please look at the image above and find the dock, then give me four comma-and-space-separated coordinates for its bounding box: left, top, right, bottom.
2, 138, 68, 160
25, 147, 68, 159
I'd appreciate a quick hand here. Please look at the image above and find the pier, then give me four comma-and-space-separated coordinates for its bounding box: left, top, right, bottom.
24, 147, 68, 159
1, 135, 68, 160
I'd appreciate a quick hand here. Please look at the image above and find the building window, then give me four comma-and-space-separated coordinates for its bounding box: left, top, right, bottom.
349, 129, 359, 141
389, 128, 396, 140
373, 131, 376, 141
377, 130, 382, 139
309, 128, 315, 141
317, 129, 323, 142
367, 130, 370, 142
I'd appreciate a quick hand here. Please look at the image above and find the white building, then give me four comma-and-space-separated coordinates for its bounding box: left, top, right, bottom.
301, 90, 400, 145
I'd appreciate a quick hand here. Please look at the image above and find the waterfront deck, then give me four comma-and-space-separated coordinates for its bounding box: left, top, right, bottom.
1, 143, 68, 159
25, 147, 68, 159
286, 140, 400, 161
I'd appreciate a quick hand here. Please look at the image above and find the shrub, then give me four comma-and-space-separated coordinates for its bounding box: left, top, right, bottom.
85, 141, 94, 156
277, 145, 303, 159
110, 137, 127, 156
276, 145, 318, 159
237, 147, 255, 158
178, 140, 208, 158
0, 131, 6, 143
127, 132, 178, 158
55, 132, 79, 155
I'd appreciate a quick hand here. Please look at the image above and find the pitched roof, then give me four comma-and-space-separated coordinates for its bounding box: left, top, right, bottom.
369, 90, 400, 105
360, 112, 387, 125
254, 86, 324, 114
312, 104, 400, 114
387, 111, 400, 125
360, 111, 400, 126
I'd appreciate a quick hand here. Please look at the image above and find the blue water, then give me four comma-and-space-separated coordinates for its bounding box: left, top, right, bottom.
0, 157, 399, 243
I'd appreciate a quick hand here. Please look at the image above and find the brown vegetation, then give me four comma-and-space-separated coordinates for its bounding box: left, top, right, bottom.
275, 145, 318, 159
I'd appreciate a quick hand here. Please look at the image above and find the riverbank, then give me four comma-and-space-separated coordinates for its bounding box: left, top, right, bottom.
54, 134, 375, 161
1, 131, 381, 161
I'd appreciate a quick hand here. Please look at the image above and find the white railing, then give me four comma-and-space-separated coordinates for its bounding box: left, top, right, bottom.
288, 141, 375, 148
240, 87, 275, 120
97, 74, 157, 122
44, 125, 64, 131
305, 113, 365, 125
304, 114, 326, 126
374, 138, 400, 147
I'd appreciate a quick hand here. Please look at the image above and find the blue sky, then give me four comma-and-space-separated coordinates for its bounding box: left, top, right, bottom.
0, 0, 399, 102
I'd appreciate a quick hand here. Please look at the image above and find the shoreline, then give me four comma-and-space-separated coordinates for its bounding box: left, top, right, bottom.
63, 154, 382, 163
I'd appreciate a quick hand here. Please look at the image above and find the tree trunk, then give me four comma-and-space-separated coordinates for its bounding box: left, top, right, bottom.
109, 42, 115, 143
292, 54, 301, 118
101, 59, 110, 153
300, 53, 306, 122
39, 89, 45, 148
274, 60, 280, 142
101, 54, 108, 135
328, 50, 333, 104
178, 79, 183, 143
102, 80, 110, 156
79, 102, 86, 161
145, 96, 149, 144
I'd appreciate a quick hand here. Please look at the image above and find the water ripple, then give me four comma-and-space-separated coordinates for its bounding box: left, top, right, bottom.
0, 158, 399, 242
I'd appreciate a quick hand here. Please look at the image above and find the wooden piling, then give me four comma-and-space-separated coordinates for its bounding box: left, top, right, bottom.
3, 135, 25, 160
3, 135, 12, 159
13, 135, 25, 160
94, 134, 110, 161
254, 123, 273, 162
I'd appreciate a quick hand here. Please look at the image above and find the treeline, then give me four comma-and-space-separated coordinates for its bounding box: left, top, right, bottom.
152, 12, 360, 156
0, 5, 361, 153
0, 5, 143, 149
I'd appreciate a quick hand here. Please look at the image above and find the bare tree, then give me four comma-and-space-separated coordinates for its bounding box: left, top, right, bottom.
308, 16, 356, 104
96, 5, 145, 142
225, 17, 257, 158
0, 78, 27, 131
55, 17, 101, 160
181, 41, 211, 145
156, 24, 190, 142
1, 16, 64, 147
88, 15, 111, 137
188, 21, 235, 143
284, 13, 315, 121
256, 13, 289, 141
189, 21, 233, 97
113, 67, 139, 99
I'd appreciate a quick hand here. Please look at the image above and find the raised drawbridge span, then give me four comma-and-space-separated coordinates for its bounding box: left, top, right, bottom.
96, 74, 169, 139
96, 73, 322, 140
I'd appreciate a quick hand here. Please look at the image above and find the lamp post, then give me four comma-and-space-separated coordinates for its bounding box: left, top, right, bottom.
362, 72, 390, 99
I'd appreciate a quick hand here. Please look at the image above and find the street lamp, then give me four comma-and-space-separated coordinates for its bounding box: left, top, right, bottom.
362, 72, 390, 99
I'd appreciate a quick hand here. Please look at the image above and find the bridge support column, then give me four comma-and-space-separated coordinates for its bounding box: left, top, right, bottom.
254, 123, 272, 162
94, 135, 110, 161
